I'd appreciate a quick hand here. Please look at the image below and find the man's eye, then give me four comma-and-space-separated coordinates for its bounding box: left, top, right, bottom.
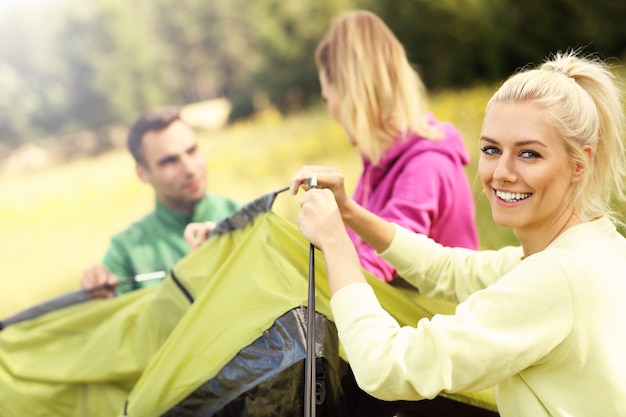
158, 157, 177, 167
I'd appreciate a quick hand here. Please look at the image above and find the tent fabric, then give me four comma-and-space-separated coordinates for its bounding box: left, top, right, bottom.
0, 289, 93, 329
0, 209, 498, 416
208, 186, 288, 238
122, 210, 337, 416
158, 307, 497, 417
0, 276, 192, 416
122, 211, 497, 416
165, 307, 351, 417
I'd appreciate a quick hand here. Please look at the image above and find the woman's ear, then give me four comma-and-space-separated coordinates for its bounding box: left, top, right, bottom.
572, 145, 593, 183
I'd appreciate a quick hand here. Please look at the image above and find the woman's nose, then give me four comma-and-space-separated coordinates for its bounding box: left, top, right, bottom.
493, 154, 517, 183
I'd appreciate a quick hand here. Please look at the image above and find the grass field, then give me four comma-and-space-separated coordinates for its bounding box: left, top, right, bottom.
0, 86, 521, 318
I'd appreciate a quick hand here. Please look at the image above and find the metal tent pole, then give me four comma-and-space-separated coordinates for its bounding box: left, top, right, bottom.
304, 174, 317, 417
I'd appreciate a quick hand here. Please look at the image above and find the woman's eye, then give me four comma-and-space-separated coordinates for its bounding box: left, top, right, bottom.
520, 150, 541, 159
480, 146, 500, 156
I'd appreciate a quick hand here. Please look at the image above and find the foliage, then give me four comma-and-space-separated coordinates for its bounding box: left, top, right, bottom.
363, 0, 626, 89
0, 6, 66, 148
2, 0, 626, 155
360, 0, 496, 88
54, 0, 171, 141
242, 0, 353, 115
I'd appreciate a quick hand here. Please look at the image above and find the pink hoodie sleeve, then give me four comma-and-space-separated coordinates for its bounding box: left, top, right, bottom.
351, 150, 466, 282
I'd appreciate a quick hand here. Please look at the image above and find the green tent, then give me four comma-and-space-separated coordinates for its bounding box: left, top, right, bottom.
0, 271, 190, 415
0, 192, 498, 417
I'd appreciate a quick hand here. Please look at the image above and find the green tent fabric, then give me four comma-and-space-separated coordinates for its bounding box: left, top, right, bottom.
0, 270, 192, 416
0, 208, 498, 416
122, 211, 497, 416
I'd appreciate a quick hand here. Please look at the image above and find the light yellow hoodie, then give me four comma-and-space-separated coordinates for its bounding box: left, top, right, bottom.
330, 217, 626, 416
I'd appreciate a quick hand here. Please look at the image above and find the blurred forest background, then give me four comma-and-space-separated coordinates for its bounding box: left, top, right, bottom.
1, 0, 625, 317
1, 0, 625, 163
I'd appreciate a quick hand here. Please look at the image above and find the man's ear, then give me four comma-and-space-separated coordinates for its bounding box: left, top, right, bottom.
573, 145, 593, 183
136, 162, 150, 184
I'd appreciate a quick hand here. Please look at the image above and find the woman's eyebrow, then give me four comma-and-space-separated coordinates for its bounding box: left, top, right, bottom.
480, 136, 547, 147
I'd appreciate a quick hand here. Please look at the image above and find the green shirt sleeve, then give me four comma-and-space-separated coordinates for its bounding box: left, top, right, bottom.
102, 193, 241, 295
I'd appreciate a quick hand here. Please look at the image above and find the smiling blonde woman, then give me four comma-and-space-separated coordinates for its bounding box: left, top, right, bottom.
293, 50, 626, 417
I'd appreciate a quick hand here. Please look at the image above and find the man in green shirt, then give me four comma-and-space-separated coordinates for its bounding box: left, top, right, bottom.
80, 106, 240, 298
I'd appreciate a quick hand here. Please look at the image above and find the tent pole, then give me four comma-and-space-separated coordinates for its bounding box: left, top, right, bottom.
304, 175, 317, 417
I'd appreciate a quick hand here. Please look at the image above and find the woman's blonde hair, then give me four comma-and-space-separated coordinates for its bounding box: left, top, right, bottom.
487, 50, 626, 223
315, 10, 441, 165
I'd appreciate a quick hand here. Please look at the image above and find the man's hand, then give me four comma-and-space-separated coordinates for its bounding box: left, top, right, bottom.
80, 263, 119, 299
184, 221, 216, 252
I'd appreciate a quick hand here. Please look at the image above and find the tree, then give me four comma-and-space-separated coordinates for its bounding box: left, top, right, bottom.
0, 64, 33, 151
244, 0, 355, 114
54, 0, 173, 152
2, 0, 625, 155
0, 3, 68, 147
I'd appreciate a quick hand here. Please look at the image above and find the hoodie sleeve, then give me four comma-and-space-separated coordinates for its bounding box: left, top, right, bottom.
352, 118, 478, 282
356, 149, 467, 282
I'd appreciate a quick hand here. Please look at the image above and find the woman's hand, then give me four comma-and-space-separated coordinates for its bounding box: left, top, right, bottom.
297, 188, 349, 251
289, 166, 350, 212
298, 187, 367, 295
184, 221, 216, 252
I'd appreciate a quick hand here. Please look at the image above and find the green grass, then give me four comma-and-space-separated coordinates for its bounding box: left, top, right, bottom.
1, 87, 514, 318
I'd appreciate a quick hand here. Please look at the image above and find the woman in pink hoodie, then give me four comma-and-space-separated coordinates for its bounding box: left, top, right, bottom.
186, 10, 479, 285
290, 10, 479, 282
